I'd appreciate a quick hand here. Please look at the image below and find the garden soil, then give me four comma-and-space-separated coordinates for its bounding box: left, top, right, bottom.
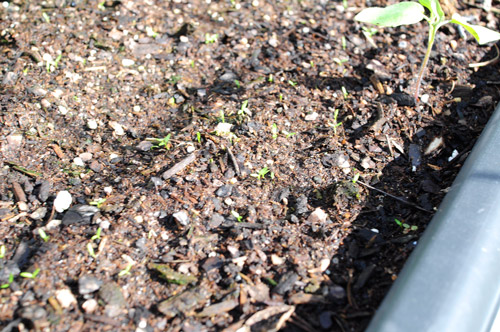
1, 0, 500, 331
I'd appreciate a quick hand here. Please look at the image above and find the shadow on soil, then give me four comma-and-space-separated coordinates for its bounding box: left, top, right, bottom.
284, 45, 500, 331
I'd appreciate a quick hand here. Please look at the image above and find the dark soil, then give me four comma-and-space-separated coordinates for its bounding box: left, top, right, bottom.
1, 0, 500, 331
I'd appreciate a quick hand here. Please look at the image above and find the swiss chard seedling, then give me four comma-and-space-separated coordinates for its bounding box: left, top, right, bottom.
355, 0, 500, 100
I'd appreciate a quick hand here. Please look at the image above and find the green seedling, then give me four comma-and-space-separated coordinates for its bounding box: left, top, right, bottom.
268, 74, 274, 82
328, 109, 343, 135
251, 166, 274, 180
168, 75, 181, 85
20, 268, 40, 279
282, 130, 296, 138
394, 218, 419, 233
87, 243, 97, 258
118, 262, 134, 277
190, 59, 195, 68
205, 33, 218, 44
271, 123, 278, 139
219, 110, 225, 123
234, 80, 241, 89
279, 93, 283, 102
288, 80, 298, 87
196, 131, 202, 143
147, 134, 172, 150
1, 273, 14, 289
0, 245, 5, 259
38, 228, 50, 242
352, 172, 360, 184
341, 36, 347, 50
98, 1, 105, 10
239, 100, 250, 116
341, 86, 349, 99
89, 198, 106, 209
231, 210, 243, 222
355, 0, 500, 100
146, 26, 158, 38
91, 227, 102, 241
42, 12, 50, 23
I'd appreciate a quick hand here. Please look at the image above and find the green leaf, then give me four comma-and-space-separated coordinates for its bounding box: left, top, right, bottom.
451, 14, 500, 45
419, 0, 445, 20
354, 2, 425, 27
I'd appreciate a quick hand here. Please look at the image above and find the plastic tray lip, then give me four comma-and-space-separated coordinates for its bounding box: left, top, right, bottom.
366, 103, 500, 332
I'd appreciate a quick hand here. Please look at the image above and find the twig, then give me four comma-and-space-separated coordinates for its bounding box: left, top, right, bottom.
161, 152, 198, 180
469, 44, 499, 68
357, 180, 433, 213
226, 146, 241, 176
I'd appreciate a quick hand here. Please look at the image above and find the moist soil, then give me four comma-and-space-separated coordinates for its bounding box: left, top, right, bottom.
1, 0, 500, 331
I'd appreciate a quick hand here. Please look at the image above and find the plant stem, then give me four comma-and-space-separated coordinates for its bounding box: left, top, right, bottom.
414, 25, 437, 101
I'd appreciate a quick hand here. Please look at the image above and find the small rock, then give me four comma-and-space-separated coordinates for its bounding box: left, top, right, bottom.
215, 185, 232, 197
99, 282, 126, 317
82, 299, 98, 314
295, 195, 308, 214
219, 71, 237, 82
6, 134, 23, 150
304, 112, 319, 121
329, 284, 346, 300
29, 207, 47, 220
87, 119, 98, 130
45, 219, 61, 230
172, 211, 189, 227
54, 191, 72, 213
319, 311, 333, 329
18, 305, 47, 321
274, 271, 298, 295
56, 288, 77, 308
109, 121, 125, 136
208, 213, 224, 229
360, 156, 375, 169
89, 160, 103, 172
136, 141, 153, 151
409, 144, 421, 170
37, 181, 51, 202
307, 208, 328, 224
41, 99, 51, 109
73, 157, 85, 167
79, 152, 93, 161
122, 58, 135, 67
62, 205, 99, 226
2, 72, 18, 86
58, 105, 68, 115
79, 275, 103, 295
29, 86, 48, 97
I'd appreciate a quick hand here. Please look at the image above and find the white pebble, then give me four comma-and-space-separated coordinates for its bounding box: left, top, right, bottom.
73, 157, 85, 167
305, 112, 319, 121
56, 289, 77, 308
179, 36, 189, 43
87, 119, 98, 130
109, 121, 125, 135
58, 105, 68, 115
122, 59, 135, 67
82, 299, 98, 314
54, 191, 72, 213
307, 208, 328, 224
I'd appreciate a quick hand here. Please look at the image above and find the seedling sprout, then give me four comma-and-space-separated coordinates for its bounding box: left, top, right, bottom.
1, 273, 14, 289
355, 0, 500, 100
20, 268, 40, 279
231, 210, 243, 222
0, 245, 5, 259
38, 228, 50, 242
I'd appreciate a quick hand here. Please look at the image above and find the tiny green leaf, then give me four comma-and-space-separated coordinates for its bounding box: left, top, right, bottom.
451, 14, 500, 45
354, 2, 425, 27
419, 0, 445, 21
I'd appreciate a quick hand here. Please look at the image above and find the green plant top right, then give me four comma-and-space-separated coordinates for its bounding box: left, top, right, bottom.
355, 0, 500, 101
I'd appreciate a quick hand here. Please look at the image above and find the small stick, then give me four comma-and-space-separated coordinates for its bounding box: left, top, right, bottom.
226, 146, 241, 176
357, 180, 433, 213
161, 152, 198, 180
